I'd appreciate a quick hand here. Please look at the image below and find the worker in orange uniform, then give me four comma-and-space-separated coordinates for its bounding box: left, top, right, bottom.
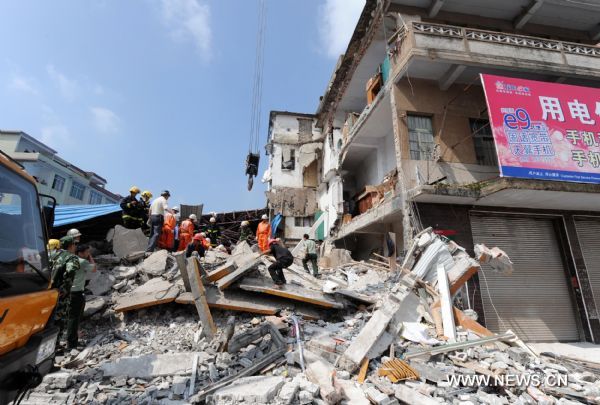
178, 214, 197, 252
256, 214, 271, 252
158, 209, 177, 251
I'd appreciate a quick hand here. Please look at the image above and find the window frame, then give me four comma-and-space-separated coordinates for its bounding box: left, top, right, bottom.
469, 118, 498, 167
89, 190, 103, 205
69, 181, 86, 200
407, 114, 435, 161
52, 174, 66, 192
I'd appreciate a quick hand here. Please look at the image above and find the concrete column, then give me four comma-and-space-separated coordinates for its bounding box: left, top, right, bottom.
390, 83, 413, 252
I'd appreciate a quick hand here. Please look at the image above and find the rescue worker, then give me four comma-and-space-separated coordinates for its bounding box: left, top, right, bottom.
49, 236, 80, 342
200, 233, 211, 249
159, 208, 177, 251
239, 221, 253, 243
186, 233, 206, 258
120, 186, 144, 229
302, 234, 319, 277
205, 217, 221, 247
256, 214, 271, 252
178, 214, 197, 252
67, 228, 82, 243
267, 238, 293, 288
67, 244, 96, 348
139, 190, 153, 231
147, 190, 171, 252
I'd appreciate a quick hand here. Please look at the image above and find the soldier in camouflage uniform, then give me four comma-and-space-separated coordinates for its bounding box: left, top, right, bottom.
49, 236, 80, 343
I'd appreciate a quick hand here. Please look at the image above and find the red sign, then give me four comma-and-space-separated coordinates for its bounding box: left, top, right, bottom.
480, 74, 600, 184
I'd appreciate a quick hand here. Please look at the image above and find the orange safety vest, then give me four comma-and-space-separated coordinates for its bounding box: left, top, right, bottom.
178, 220, 195, 252
256, 221, 272, 253
158, 213, 176, 250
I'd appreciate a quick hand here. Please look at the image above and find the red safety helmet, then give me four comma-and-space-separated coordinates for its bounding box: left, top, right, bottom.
268, 238, 278, 246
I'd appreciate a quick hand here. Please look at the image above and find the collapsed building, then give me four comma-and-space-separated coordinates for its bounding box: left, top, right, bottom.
265, 0, 600, 344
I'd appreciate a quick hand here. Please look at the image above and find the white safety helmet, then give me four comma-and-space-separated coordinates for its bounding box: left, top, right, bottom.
205, 237, 211, 243
261, 214, 268, 220
200, 232, 206, 238
67, 228, 82, 238
189, 214, 197, 221
241, 220, 249, 227
172, 206, 179, 212
210, 217, 216, 223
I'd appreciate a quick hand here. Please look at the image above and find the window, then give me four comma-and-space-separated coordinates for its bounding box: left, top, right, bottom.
89, 190, 103, 204
470, 119, 498, 166
70, 181, 85, 200
294, 216, 314, 227
408, 115, 435, 160
282, 148, 295, 170
52, 174, 66, 192
298, 118, 313, 142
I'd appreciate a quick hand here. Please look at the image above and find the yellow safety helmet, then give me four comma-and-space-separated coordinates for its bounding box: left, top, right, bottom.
141, 190, 153, 199
130, 186, 140, 194
47, 239, 60, 250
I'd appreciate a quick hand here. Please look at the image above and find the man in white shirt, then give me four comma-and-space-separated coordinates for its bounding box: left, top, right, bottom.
146, 190, 171, 252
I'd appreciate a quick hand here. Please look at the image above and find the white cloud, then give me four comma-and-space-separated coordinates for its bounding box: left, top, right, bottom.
319, 0, 365, 58
47, 64, 79, 101
40, 124, 70, 148
160, 0, 212, 57
90, 106, 120, 134
9, 75, 39, 96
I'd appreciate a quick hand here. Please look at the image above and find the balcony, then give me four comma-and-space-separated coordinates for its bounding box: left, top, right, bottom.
389, 21, 600, 87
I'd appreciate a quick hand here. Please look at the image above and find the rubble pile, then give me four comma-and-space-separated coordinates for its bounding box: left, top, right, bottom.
21, 226, 600, 404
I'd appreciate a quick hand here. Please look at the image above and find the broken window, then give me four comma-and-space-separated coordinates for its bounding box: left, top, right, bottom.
294, 216, 314, 227
52, 174, 65, 192
281, 148, 295, 170
298, 118, 313, 142
470, 118, 498, 166
408, 115, 435, 160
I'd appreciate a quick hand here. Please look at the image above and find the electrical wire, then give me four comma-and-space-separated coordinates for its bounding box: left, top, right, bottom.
478, 265, 507, 332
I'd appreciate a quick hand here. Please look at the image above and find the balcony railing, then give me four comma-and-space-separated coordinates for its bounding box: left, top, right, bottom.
411, 21, 600, 57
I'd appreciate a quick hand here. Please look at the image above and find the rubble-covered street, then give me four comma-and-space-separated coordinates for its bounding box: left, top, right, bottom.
19, 226, 600, 404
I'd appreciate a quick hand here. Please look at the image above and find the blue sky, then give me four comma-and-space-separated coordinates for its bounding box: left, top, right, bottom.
0, 0, 364, 212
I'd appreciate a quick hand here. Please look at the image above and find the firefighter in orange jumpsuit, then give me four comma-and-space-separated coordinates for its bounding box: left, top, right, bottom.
256, 214, 272, 252
158, 211, 177, 250
178, 214, 197, 252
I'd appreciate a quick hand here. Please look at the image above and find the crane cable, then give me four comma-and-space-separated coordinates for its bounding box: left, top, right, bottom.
248, 0, 267, 154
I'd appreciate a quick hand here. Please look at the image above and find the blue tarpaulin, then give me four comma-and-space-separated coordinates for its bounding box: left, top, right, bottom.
54, 204, 121, 227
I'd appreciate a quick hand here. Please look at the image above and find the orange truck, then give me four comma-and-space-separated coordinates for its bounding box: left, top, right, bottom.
0, 152, 59, 404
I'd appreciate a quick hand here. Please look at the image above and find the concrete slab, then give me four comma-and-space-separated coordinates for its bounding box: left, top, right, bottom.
209, 375, 284, 404
530, 342, 600, 364
141, 250, 170, 276
206, 262, 236, 282
88, 270, 116, 296
101, 352, 206, 378
216, 254, 261, 290
112, 225, 148, 259
114, 278, 181, 312
112, 266, 137, 280
239, 277, 344, 309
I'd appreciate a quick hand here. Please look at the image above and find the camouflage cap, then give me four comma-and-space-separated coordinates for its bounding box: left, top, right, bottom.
60, 235, 75, 248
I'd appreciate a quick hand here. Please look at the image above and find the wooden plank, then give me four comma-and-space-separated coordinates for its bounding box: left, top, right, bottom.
206, 262, 237, 282
187, 257, 217, 337
239, 277, 344, 309
357, 358, 369, 384
216, 254, 261, 290
114, 278, 180, 312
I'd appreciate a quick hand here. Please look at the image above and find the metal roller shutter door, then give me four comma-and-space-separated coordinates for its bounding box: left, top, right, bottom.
574, 217, 600, 316
471, 214, 579, 342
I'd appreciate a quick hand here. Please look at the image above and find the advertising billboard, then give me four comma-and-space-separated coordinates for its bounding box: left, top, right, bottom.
480, 74, 600, 184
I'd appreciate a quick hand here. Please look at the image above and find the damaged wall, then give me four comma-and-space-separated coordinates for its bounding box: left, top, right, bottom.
266, 187, 318, 217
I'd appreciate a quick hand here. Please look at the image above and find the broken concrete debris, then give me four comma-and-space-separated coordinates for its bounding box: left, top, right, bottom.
22, 225, 600, 405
